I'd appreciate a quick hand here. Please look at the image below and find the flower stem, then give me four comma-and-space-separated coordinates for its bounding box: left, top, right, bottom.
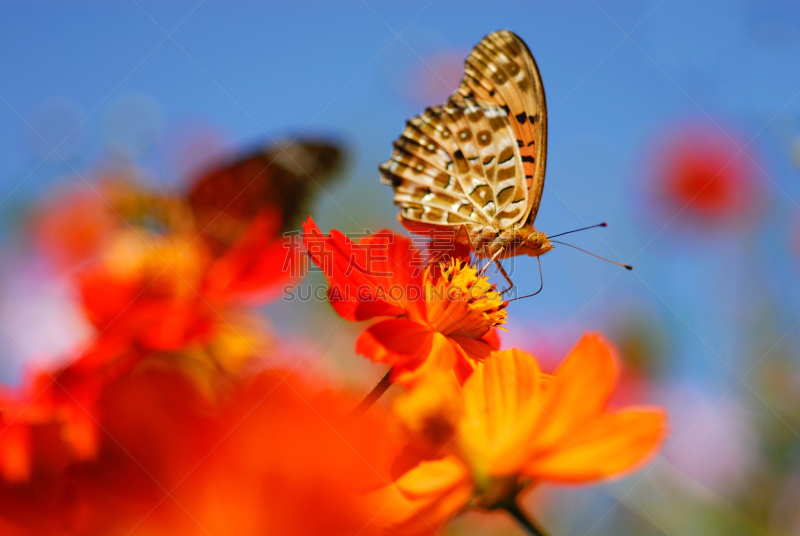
503, 501, 549, 536
353, 368, 393, 414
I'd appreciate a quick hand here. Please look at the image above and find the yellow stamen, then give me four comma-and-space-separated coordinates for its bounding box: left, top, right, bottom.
424, 259, 508, 339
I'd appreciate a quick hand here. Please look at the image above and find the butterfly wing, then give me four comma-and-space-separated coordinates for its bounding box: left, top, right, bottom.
188, 141, 342, 253
380, 30, 547, 244
380, 96, 534, 231
457, 30, 548, 225
380, 98, 526, 229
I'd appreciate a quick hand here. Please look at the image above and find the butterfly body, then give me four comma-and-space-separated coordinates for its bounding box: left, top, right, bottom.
484, 226, 552, 259
380, 30, 550, 283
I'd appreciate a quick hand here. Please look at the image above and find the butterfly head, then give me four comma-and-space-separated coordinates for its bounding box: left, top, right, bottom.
521, 230, 554, 258
496, 228, 553, 258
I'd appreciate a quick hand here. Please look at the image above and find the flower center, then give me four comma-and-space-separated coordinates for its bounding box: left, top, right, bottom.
104, 230, 208, 297
423, 259, 508, 339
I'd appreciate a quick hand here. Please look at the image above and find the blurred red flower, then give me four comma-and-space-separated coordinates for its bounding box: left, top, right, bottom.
0, 355, 111, 483
302, 218, 505, 385
0, 365, 402, 536
78, 207, 296, 354
651, 124, 759, 225
32, 173, 302, 358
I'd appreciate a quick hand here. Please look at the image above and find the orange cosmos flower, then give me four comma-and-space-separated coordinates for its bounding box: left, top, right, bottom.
302, 217, 506, 385
79, 207, 296, 354
32, 184, 120, 269
33, 173, 299, 358
373, 334, 667, 535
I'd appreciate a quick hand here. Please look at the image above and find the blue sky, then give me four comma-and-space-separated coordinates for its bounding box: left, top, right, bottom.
1, 0, 800, 394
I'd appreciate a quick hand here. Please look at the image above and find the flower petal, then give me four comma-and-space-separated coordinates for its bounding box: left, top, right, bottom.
390, 333, 467, 387
480, 328, 502, 350
460, 349, 543, 477
450, 335, 495, 362
302, 218, 424, 321
0, 422, 30, 482
203, 209, 296, 304
536, 333, 619, 447
447, 335, 499, 384
370, 456, 473, 536
355, 319, 434, 368
526, 408, 667, 483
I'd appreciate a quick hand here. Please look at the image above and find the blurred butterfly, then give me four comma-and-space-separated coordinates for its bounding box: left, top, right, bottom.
188, 140, 342, 254
380, 30, 550, 289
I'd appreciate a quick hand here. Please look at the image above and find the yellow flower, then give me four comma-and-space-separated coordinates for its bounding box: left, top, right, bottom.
372, 334, 668, 535
420, 259, 508, 340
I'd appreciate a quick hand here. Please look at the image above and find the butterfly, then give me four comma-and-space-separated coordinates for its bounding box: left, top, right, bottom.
379, 30, 551, 289
188, 140, 342, 254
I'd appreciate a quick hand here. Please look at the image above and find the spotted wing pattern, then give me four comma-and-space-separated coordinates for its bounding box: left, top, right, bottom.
380, 30, 547, 234
457, 30, 547, 224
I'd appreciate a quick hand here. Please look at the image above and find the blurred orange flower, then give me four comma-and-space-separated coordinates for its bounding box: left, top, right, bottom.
0, 356, 110, 483
0, 365, 402, 536
0, 293, 277, 488
374, 334, 667, 535
32, 184, 120, 269
78, 207, 296, 354
32, 172, 300, 360
303, 218, 505, 385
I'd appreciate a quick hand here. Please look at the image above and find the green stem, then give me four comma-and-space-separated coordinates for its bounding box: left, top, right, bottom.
503, 501, 549, 536
353, 368, 393, 414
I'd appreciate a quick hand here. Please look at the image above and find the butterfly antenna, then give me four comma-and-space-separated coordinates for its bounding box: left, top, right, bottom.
508, 257, 544, 302
549, 222, 608, 239
551, 240, 633, 270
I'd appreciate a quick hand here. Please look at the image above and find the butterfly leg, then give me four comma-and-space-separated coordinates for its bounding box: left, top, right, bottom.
478, 246, 505, 277
456, 224, 477, 262
495, 261, 515, 295
508, 257, 544, 302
